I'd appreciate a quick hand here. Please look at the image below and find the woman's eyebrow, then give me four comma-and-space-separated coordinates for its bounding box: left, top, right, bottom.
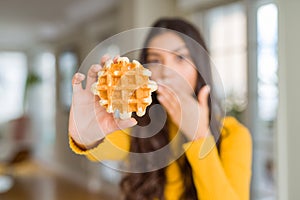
147, 45, 188, 56
171, 45, 188, 53
147, 51, 161, 57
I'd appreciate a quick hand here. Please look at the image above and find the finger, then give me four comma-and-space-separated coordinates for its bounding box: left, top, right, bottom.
198, 85, 210, 107
86, 64, 102, 89
157, 95, 180, 119
160, 84, 180, 101
163, 73, 194, 95
115, 118, 137, 130
156, 81, 172, 95
157, 94, 172, 113
157, 87, 179, 115
113, 55, 120, 63
157, 79, 172, 88
100, 54, 111, 66
72, 73, 85, 93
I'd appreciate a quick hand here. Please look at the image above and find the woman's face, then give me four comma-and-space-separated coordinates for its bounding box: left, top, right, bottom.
146, 32, 198, 91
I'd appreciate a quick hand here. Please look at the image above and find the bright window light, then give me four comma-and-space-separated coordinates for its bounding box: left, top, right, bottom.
0, 52, 27, 123
206, 3, 247, 114
257, 3, 278, 121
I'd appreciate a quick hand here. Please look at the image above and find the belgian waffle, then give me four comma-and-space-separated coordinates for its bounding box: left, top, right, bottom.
91, 57, 157, 119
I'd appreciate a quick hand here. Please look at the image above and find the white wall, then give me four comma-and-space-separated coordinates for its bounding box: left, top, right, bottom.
118, 0, 177, 30
277, 0, 300, 199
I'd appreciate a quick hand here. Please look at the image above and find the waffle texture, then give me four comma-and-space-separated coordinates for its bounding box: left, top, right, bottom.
91, 57, 157, 119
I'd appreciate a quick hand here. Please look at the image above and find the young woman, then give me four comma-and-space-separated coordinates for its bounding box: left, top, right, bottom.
69, 18, 252, 200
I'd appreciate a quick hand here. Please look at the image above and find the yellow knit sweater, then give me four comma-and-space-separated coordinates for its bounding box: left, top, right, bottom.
69, 116, 252, 200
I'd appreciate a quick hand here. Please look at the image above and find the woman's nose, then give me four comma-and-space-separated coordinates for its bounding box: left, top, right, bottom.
160, 57, 174, 78
162, 59, 180, 79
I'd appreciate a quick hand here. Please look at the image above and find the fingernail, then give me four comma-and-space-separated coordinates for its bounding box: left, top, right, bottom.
76, 73, 85, 79
113, 55, 120, 62
157, 85, 164, 93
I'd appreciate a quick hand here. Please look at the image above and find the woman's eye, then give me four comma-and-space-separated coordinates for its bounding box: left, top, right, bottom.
147, 59, 161, 64
176, 54, 185, 61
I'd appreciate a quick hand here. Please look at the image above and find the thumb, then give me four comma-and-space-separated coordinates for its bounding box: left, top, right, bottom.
115, 118, 137, 130
198, 85, 210, 107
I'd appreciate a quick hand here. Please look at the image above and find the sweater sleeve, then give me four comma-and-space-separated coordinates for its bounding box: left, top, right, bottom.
69, 129, 131, 161
182, 117, 252, 200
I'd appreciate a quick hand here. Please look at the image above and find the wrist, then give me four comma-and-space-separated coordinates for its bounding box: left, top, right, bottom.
69, 134, 104, 150
76, 138, 104, 150
192, 128, 211, 141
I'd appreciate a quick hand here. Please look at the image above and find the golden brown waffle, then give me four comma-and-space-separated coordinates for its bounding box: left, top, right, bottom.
91, 57, 157, 119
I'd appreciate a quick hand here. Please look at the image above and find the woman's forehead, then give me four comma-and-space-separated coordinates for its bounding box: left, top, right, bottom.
147, 32, 186, 52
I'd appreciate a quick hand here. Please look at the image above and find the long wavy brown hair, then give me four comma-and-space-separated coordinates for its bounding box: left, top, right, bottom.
120, 18, 223, 200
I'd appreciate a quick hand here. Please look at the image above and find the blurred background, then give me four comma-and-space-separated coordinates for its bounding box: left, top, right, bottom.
0, 0, 299, 199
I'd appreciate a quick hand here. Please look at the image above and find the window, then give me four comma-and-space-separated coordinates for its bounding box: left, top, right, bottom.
0, 52, 27, 123
257, 3, 278, 121
59, 51, 78, 109
204, 3, 247, 116
34, 52, 56, 134
254, 3, 278, 199
30, 52, 56, 156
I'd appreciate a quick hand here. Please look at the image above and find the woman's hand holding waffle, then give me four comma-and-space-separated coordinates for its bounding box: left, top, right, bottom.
68, 55, 137, 149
